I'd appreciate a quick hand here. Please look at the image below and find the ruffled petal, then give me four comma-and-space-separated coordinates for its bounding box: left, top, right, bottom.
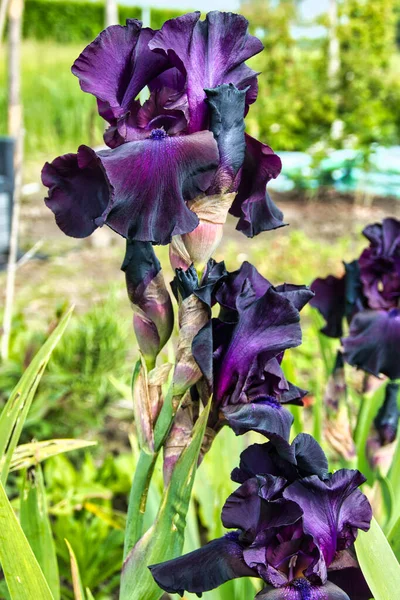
230, 134, 284, 237
283, 470, 372, 567
221, 399, 294, 440
149, 533, 257, 596
213, 287, 302, 406
42, 149, 110, 238
205, 84, 247, 193
342, 308, 400, 379
328, 567, 372, 600
310, 274, 346, 338
255, 581, 351, 600
149, 11, 263, 131
44, 132, 219, 244
72, 20, 169, 126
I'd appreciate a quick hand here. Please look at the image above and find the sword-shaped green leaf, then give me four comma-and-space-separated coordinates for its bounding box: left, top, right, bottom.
120, 396, 211, 600
0, 479, 54, 600
355, 516, 400, 600
10, 439, 96, 472
0, 307, 73, 485
20, 466, 60, 600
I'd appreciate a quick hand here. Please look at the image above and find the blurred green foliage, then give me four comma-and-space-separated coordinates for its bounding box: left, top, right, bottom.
23, 1, 183, 44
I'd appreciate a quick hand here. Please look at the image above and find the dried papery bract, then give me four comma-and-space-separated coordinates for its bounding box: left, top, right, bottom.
169, 192, 235, 272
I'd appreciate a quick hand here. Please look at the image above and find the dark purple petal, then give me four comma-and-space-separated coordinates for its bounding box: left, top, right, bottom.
148, 533, 257, 596
359, 218, 400, 310
231, 443, 283, 484
275, 284, 315, 312
291, 434, 329, 480
149, 11, 263, 132
42, 149, 110, 238
310, 274, 346, 338
222, 476, 302, 542
374, 381, 400, 445
213, 287, 302, 406
328, 567, 372, 600
205, 84, 247, 193
343, 260, 366, 318
283, 470, 372, 567
342, 308, 400, 379
44, 132, 219, 244
72, 21, 169, 126
256, 581, 351, 600
230, 134, 284, 237
221, 399, 294, 440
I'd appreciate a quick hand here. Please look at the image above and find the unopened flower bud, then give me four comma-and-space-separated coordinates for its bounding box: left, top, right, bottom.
172, 267, 209, 400
324, 351, 346, 412
169, 193, 235, 272
132, 358, 172, 453
122, 240, 174, 369
374, 382, 400, 446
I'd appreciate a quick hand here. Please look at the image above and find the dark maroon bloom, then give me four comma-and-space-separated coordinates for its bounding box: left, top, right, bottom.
359, 218, 400, 310
150, 437, 372, 599
43, 133, 218, 244
192, 262, 313, 439
310, 260, 365, 339
43, 13, 285, 244
342, 308, 400, 379
149, 11, 263, 133
122, 240, 173, 366
374, 382, 399, 445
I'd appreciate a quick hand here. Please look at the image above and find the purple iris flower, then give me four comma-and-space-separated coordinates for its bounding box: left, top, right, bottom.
42, 12, 283, 245
374, 382, 399, 446
149, 435, 372, 599
359, 218, 400, 310
190, 261, 313, 440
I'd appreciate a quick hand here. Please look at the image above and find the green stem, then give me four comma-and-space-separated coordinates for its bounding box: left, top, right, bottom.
123, 449, 159, 560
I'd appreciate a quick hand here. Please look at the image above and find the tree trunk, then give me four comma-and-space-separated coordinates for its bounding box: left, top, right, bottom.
1, 0, 24, 361
105, 0, 118, 27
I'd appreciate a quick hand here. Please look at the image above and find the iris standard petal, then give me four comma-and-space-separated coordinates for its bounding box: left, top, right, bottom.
230, 134, 284, 237
205, 83, 247, 193
213, 287, 302, 405
149, 11, 263, 132
342, 308, 400, 379
72, 20, 169, 125
149, 533, 257, 596
283, 470, 372, 567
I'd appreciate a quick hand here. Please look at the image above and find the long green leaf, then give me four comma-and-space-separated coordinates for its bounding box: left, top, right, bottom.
355, 516, 400, 600
120, 397, 212, 600
0, 308, 73, 485
387, 515, 400, 561
10, 439, 96, 472
0, 479, 54, 600
355, 384, 385, 481
20, 466, 60, 600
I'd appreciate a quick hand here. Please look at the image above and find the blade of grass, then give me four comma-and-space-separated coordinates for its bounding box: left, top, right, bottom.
11, 439, 96, 472
65, 539, 85, 600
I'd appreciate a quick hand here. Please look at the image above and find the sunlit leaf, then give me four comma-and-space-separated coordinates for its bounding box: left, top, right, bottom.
356, 516, 400, 600
11, 439, 96, 472
0, 308, 73, 485
120, 396, 212, 600
20, 466, 60, 599
0, 479, 54, 600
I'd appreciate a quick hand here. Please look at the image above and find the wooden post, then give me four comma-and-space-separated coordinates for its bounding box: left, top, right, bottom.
1, 0, 24, 361
105, 0, 118, 27
0, 0, 11, 45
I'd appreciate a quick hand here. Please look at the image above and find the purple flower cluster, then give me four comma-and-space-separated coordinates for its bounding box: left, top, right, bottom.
42, 12, 283, 246
150, 435, 372, 600
311, 217, 400, 380
41, 12, 373, 600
